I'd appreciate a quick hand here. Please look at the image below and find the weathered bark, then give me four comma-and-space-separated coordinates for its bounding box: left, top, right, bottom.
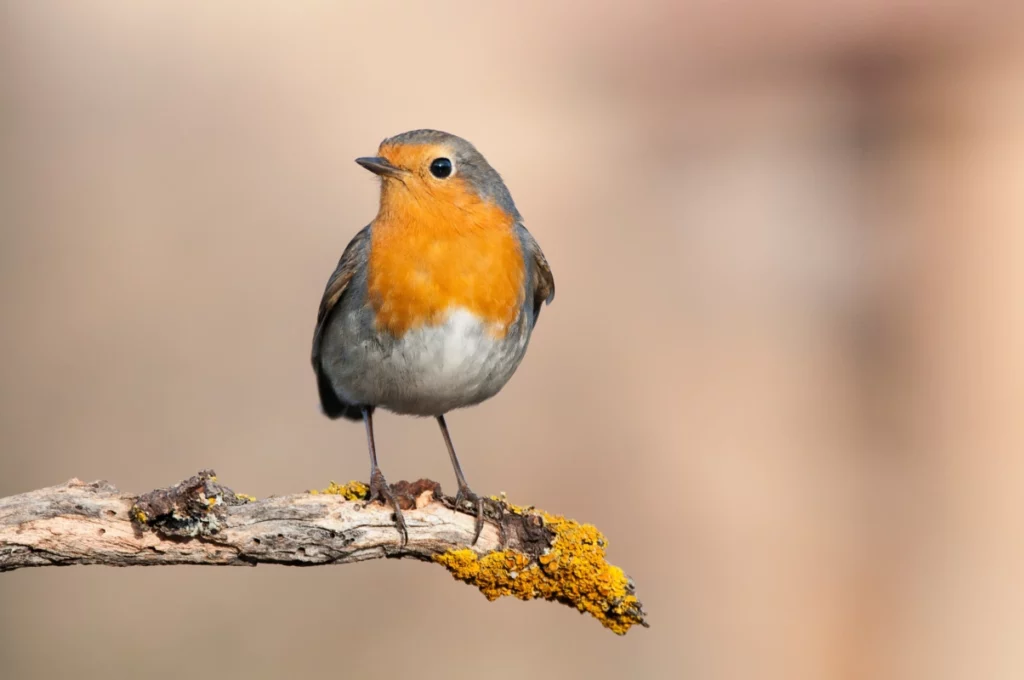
0, 471, 648, 634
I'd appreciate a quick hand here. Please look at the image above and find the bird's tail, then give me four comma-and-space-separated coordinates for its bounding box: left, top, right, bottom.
316, 371, 363, 421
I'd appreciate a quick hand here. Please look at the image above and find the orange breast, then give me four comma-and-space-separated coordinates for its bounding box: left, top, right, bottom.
367, 180, 525, 338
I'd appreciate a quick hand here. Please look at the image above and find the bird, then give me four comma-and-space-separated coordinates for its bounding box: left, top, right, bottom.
311, 130, 555, 545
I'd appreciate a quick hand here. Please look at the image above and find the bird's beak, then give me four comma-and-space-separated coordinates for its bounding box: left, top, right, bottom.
355, 156, 405, 178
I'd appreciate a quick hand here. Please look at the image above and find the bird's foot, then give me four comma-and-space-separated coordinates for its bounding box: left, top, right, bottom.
367, 468, 408, 546
453, 484, 505, 545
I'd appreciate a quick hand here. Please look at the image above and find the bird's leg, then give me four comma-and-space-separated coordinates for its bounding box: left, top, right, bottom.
437, 414, 502, 545
362, 406, 408, 546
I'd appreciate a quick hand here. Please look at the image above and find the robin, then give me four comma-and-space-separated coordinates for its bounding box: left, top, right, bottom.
311, 129, 555, 545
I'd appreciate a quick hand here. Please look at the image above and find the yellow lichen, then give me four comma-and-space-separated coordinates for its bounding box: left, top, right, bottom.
130, 506, 148, 524
234, 493, 257, 503
434, 506, 646, 635
310, 480, 370, 501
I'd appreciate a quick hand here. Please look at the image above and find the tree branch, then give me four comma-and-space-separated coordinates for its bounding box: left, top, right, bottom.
0, 470, 647, 635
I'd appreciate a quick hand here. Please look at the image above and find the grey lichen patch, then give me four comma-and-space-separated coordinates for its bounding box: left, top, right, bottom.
130, 469, 248, 538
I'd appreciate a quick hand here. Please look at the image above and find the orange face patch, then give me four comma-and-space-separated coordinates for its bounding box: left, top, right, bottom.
367, 147, 525, 337
378, 143, 437, 177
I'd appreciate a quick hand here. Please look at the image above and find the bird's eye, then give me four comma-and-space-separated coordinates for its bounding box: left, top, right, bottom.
429, 157, 453, 179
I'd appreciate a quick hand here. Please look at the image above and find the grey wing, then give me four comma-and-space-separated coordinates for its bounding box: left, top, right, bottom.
311, 225, 371, 420
517, 224, 555, 325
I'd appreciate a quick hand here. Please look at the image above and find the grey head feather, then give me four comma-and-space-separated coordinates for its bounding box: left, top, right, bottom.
381, 129, 521, 220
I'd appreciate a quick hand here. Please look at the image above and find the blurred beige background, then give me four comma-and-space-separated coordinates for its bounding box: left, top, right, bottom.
2, 2, 1024, 679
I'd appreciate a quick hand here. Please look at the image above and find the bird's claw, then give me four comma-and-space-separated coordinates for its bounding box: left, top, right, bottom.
367, 469, 408, 546
453, 485, 504, 545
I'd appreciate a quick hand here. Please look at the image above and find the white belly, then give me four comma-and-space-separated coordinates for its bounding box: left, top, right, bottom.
330, 307, 530, 416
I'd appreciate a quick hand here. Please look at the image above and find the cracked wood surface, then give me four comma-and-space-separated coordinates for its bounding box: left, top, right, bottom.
0, 472, 514, 570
